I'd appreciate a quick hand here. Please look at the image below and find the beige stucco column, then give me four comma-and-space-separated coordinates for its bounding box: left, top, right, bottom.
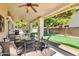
38, 17, 44, 39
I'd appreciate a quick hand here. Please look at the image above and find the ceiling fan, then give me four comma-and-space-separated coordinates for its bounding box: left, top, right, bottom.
19, 3, 39, 13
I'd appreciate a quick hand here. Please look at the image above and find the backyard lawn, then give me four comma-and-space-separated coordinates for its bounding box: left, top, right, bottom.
43, 34, 79, 49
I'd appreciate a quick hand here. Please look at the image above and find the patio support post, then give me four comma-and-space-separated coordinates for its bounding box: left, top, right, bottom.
38, 17, 44, 40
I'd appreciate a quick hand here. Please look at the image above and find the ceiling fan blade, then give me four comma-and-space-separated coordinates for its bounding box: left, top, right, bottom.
19, 4, 27, 7
31, 4, 39, 7
31, 6, 37, 13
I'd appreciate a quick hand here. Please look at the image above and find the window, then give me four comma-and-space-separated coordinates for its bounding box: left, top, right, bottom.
0, 15, 4, 32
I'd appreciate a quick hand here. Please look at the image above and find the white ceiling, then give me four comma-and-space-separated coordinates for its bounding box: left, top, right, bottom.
0, 3, 70, 23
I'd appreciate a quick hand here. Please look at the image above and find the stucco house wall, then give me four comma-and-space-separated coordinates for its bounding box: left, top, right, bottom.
0, 5, 8, 41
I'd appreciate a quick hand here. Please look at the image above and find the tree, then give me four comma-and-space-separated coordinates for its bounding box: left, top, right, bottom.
44, 8, 77, 35
15, 21, 26, 27
44, 17, 54, 35
44, 17, 69, 28
32, 22, 38, 29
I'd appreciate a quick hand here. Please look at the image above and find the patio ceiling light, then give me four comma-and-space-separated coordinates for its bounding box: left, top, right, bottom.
27, 6, 32, 10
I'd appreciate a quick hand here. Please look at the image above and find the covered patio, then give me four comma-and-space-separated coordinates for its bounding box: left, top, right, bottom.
0, 3, 79, 56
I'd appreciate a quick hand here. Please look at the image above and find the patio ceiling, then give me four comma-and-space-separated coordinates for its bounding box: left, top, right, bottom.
0, 3, 71, 23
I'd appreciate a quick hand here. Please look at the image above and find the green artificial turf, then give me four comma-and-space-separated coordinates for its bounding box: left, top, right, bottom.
43, 35, 79, 49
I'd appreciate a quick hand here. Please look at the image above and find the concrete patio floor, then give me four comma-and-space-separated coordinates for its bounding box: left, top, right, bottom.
48, 41, 74, 56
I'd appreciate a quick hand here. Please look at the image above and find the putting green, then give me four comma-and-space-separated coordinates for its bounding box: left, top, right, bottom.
43, 35, 79, 49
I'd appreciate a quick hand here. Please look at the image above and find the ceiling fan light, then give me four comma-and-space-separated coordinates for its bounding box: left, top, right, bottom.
28, 6, 32, 10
